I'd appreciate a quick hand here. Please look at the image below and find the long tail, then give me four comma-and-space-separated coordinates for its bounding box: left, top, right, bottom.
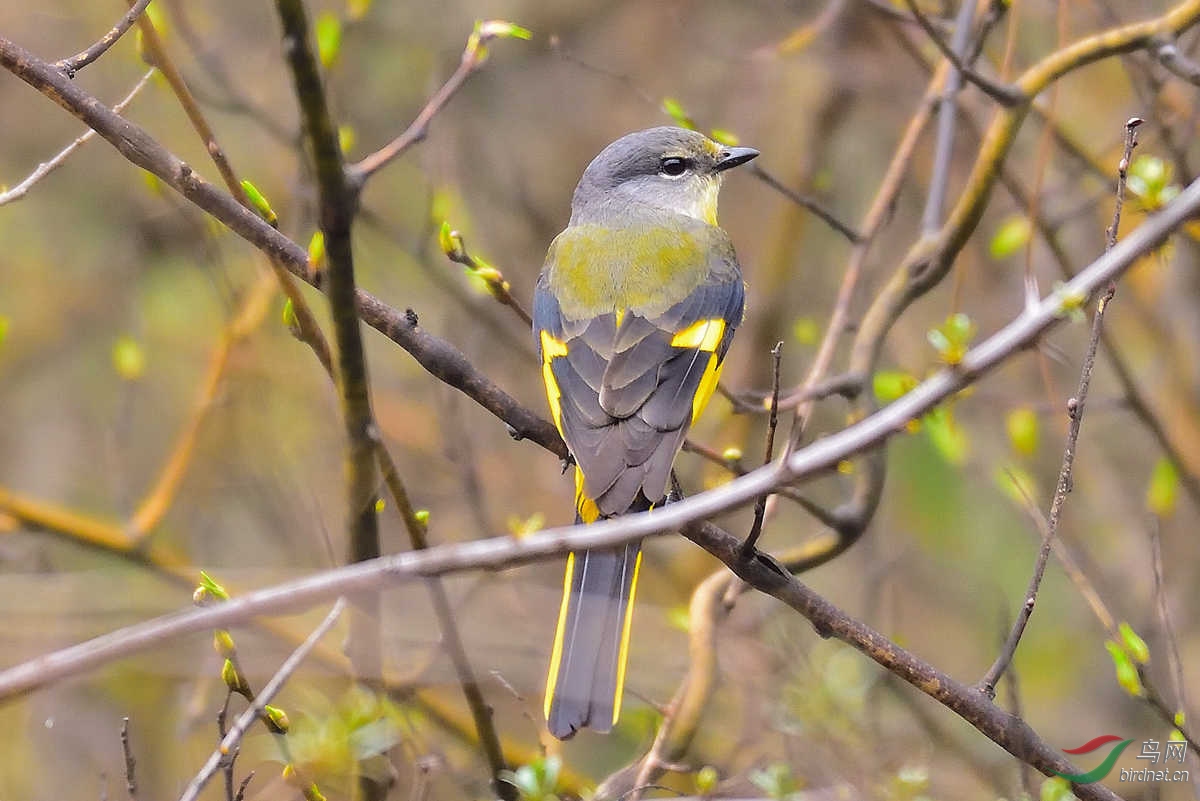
544, 533, 644, 739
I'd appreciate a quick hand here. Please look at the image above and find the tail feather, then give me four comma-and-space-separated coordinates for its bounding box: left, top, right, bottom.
545, 539, 643, 739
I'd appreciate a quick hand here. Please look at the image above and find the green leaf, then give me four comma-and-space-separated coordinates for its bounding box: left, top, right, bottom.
924, 406, 969, 465
873, 370, 918, 403
0, 315, 9, 347
927, 313, 976, 365
694, 766, 719, 796
989, 215, 1032, 259
111, 335, 146, 380
197, 571, 230, 600
749, 763, 800, 800
315, 12, 342, 68
1127, 154, 1178, 210
1145, 457, 1179, 518
1105, 640, 1143, 697
240, 179, 277, 225
500, 756, 561, 801
1052, 281, 1087, 323
1006, 407, 1039, 457
1040, 776, 1075, 801
1118, 622, 1150, 664
661, 97, 697, 130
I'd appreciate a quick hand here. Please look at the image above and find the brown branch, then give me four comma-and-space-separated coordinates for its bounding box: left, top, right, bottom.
53, 0, 153, 77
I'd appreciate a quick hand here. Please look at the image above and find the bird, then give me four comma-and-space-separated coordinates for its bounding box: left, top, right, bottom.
533, 126, 758, 739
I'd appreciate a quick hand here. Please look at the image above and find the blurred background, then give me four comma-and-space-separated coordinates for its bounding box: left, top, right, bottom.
1, 0, 1198, 798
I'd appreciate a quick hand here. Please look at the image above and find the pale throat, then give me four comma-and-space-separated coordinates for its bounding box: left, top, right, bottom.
677, 176, 722, 226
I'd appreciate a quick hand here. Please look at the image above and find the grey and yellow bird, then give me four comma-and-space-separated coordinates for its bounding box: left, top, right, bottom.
533, 126, 758, 739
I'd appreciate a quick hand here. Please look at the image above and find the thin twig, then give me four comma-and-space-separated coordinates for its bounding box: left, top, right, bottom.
977, 117, 1141, 696
747, 164, 861, 243
121, 717, 138, 801
177, 599, 345, 801
349, 24, 518, 187
741, 343, 783, 555
1147, 518, 1192, 754
233, 772, 255, 801
0, 69, 154, 207
54, 0, 153, 77
901, 0, 1024, 106
440, 228, 533, 326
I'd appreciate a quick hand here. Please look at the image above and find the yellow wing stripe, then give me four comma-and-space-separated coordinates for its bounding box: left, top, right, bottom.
543, 551, 577, 720
574, 467, 601, 524
670, 318, 726, 351
539, 331, 569, 434
610, 547, 643, 726
691, 355, 724, 425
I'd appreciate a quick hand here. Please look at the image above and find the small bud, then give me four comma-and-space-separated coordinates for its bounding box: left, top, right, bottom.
307, 231, 326, 273
240, 179, 277, 226
1118, 622, 1150, 664
264, 704, 290, 733
721, 446, 743, 462
414, 509, 430, 525
695, 765, 719, 795
221, 659, 249, 695
213, 630, 237, 657
476, 20, 532, 40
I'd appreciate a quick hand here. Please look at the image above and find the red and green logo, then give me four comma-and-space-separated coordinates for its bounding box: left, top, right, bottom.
1055, 735, 1135, 783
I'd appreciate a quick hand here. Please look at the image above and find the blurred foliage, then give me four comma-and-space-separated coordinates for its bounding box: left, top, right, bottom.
1, 0, 1199, 799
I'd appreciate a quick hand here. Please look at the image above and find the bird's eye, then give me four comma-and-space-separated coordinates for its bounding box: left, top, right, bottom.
659, 157, 689, 177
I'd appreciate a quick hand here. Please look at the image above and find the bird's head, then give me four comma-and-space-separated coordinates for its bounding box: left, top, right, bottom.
570, 126, 759, 226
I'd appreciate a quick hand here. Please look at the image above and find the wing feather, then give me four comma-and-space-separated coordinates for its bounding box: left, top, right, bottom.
534, 252, 744, 517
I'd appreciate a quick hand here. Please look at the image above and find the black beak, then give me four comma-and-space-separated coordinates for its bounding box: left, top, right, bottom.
714, 146, 759, 172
